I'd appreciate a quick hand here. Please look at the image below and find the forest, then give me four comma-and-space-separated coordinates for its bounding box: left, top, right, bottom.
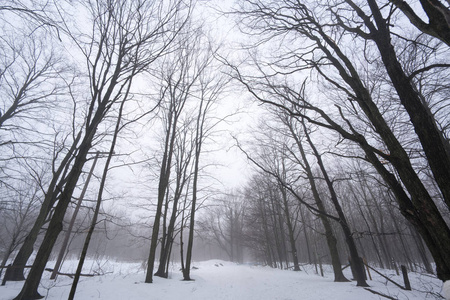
0, 0, 449, 299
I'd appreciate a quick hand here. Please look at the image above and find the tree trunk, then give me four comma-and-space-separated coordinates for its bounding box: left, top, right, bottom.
13, 129, 98, 300
5, 136, 79, 282
303, 124, 368, 287
365, 0, 450, 210
289, 120, 349, 282
146, 106, 178, 283
280, 184, 300, 271
155, 190, 182, 278
68, 78, 126, 300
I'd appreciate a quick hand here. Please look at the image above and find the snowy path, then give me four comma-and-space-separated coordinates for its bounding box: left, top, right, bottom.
0, 260, 443, 299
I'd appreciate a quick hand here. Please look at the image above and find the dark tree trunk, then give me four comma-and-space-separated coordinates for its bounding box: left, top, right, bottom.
288, 120, 349, 282
183, 122, 203, 280
155, 189, 171, 278
156, 191, 170, 276
182, 168, 197, 281
68, 78, 127, 300
155, 191, 181, 278
280, 184, 300, 271
13, 135, 94, 300
146, 106, 178, 283
303, 125, 368, 287
365, 0, 450, 211
5, 137, 79, 282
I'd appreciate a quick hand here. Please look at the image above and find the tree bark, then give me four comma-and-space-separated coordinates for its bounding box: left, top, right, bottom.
13, 130, 97, 300
68, 83, 126, 299
302, 122, 368, 287
289, 122, 349, 282
363, 0, 450, 211
282, 118, 348, 282
5, 135, 79, 282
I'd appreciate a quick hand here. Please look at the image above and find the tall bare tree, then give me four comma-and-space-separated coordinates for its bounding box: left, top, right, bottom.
182, 46, 228, 281
230, 0, 450, 282
238, 116, 352, 283
13, 0, 190, 298
145, 24, 204, 283
0, 12, 75, 283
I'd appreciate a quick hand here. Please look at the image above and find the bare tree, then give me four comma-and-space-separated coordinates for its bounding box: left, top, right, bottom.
154, 118, 195, 278
144, 23, 229, 282
68, 78, 130, 300
145, 24, 202, 283
200, 192, 246, 263
237, 116, 352, 282
182, 48, 228, 281
299, 118, 367, 286
13, 0, 190, 298
0, 21, 76, 284
331, 0, 450, 211
388, 0, 450, 46
229, 0, 450, 283
0, 179, 40, 281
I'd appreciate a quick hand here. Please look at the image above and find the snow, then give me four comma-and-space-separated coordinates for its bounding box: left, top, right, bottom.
443, 280, 450, 300
0, 260, 444, 299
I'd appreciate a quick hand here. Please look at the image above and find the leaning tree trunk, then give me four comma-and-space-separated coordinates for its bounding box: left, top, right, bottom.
289, 121, 349, 282
4, 136, 79, 282
365, 0, 450, 211
13, 132, 98, 300
13, 84, 110, 299
303, 123, 368, 287
68, 90, 125, 300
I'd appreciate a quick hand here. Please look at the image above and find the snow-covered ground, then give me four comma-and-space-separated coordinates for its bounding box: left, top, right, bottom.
0, 259, 445, 299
